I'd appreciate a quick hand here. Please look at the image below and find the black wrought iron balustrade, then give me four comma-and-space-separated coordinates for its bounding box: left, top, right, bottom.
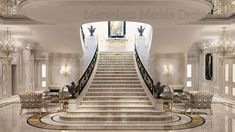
134, 46, 154, 95
76, 45, 98, 95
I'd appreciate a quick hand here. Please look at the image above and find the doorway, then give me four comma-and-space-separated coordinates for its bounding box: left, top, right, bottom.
11, 65, 17, 95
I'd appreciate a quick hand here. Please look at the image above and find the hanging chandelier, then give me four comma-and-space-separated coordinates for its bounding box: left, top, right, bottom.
0, 28, 17, 58
213, 27, 235, 58
0, 0, 19, 15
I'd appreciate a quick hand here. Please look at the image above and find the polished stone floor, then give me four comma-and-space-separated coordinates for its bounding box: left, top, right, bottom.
0, 96, 235, 132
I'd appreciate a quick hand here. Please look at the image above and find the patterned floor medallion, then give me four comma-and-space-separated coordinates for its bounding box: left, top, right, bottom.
27, 112, 205, 130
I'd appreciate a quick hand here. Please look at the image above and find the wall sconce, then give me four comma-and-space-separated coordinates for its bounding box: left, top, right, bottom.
163, 64, 174, 75
60, 64, 71, 76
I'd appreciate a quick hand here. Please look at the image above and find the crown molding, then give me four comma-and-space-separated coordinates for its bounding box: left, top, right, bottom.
189, 13, 235, 25
20, 0, 211, 6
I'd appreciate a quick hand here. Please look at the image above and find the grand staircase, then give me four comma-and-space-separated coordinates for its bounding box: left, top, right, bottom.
59, 52, 173, 129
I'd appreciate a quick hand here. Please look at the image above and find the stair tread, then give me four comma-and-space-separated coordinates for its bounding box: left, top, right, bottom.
82, 100, 150, 103
87, 92, 145, 93
90, 84, 141, 85
66, 110, 164, 113
79, 105, 153, 107
89, 88, 143, 90
60, 115, 171, 118
84, 96, 148, 98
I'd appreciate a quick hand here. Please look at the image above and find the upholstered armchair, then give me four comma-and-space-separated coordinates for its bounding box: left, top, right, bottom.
19, 93, 48, 115
185, 91, 213, 115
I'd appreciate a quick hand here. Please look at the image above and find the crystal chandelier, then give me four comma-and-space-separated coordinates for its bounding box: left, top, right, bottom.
0, 28, 17, 58
213, 27, 235, 58
0, 0, 19, 15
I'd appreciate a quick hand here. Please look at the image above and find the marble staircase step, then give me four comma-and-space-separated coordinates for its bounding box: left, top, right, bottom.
99, 60, 134, 62
95, 71, 137, 74
93, 77, 139, 80
99, 58, 134, 61
86, 92, 146, 96
65, 110, 166, 115
99, 53, 133, 55
81, 100, 151, 105
75, 105, 155, 111
59, 114, 172, 121
88, 88, 144, 92
99, 59, 134, 61
98, 64, 135, 66
98, 61, 135, 66
97, 66, 135, 69
94, 74, 138, 78
91, 81, 141, 84
97, 68, 136, 71
99, 56, 133, 58
82, 96, 149, 101
90, 84, 142, 88
99, 54, 133, 56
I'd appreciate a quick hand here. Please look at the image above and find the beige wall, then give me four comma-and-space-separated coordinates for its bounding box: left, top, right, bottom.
48, 53, 80, 86
147, 53, 186, 86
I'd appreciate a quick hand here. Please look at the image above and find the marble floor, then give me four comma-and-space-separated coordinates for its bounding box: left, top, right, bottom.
0, 96, 235, 132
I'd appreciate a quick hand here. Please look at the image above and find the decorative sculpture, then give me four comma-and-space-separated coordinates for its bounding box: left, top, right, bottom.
88, 25, 96, 36
154, 82, 165, 98
137, 25, 145, 36
66, 81, 77, 99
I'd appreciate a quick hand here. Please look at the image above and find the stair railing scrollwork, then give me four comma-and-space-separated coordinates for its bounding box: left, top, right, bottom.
134, 46, 154, 95
76, 45, 98, 95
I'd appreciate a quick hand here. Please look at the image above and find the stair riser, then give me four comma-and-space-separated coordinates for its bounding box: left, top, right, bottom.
83, 97, 149, 101
99, 61, 134, 63
76, 107, 155, 111
97, 66, 135, 68
93, 77, 139, 81
99, 58, 134, 61
65, 112, 166, 116
90, 85, 142, 88
99, 59, 134, 61
94, 75, 138, 77
98, 63, 134, 64
99, 55, 133, 57
86, 93, 146, 96
60, 117, 172, 122
88, 89, 144, 92
93, 78, 139, 81
97, 69, 136, 71
98, 65, 135, 67
82, 102, 151, 105
96, 72, 137, 74
91, 82, 141, 84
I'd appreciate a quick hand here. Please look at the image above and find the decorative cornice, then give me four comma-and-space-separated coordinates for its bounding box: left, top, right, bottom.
20, 0, 211, 6
191, 13, 235, 25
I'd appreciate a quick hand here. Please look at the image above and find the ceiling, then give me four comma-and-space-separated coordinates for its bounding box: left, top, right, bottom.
3, 0, 233, 55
